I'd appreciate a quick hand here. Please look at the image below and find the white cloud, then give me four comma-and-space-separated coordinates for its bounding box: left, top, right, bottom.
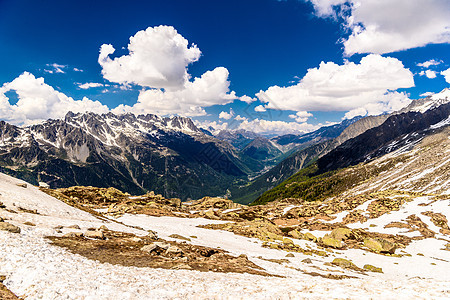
420, 92, 434, 97
309, 0, 450, 55
99, 25, 201, 90
254, 105, 267, 112
234, 115, 248, 121
112, 67, 237, 117
73, 68, 83, 72
0, 72, 109, 125
44, 63, 67, 74
419, 70, 437, 79
100, 26, 237, 116
78, 82, 107, 89
219, 109, 234, 120
417, 59, 443, 68
257, 54, 414, 116
239, 95, 256, 104
441, 68, 450, 83
237, 118, 321, 135
194, 120, 229, 133
289, 111, 313, 122
343, 91, 411, 119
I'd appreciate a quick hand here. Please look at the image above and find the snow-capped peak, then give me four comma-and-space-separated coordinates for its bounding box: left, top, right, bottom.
402, 88, 450, 113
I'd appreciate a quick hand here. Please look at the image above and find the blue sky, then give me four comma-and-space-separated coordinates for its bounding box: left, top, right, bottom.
0, 0, 449, 135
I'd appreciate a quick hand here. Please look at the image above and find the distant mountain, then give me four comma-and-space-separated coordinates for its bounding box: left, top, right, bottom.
215, 129, 262, 150
271, 117, 362, 149
255, 91, 450, 205
318, 102, 450, 173
240, 137, 283, 161
0, 112, 255, 200
230, 117, 364, 204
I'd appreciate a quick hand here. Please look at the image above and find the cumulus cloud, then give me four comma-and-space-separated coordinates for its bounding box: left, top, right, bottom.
219, 109, 234, 120
417, 59, 443, 68
308, 0, 450, 55
289, 111, 313, 123
234, 115, 248, 121
99, 25, 201, 90
239, 95, 256, 104
100, 26, 237, 116
237, 118, 321, 135
78, 82, 108, 89
112, 67, 237, 117
343, 91, 411, 119
419, 70, 437, 79
0, 72, 109, 125
194, 120, 229, 133
257, 54, 414, 116
254, 105, 267, 112
441, 68, 450, 83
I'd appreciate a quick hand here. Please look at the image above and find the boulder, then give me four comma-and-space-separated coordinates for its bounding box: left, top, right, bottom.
283, 238, 294, 245
67, 225, 81, 230
166, 246, 183, 254
364, 238, 396, 254
322, 235, 344, 249
301, 258, 312, 264
63, 232, 83, 238
331, 258, 357, 269
286, 253, 295, 258
330, 228, 352, 241
0, 222, 21, 233
288, 229, 304, 239
363, 264, 383, 273
84, 230, 105, 239
16, 183, 27, 188
141, 244, 158, 253
304, 232, 317, 242
169, 234, 191, 241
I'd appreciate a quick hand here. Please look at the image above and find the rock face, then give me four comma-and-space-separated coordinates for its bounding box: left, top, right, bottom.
318, 102, 450, 173
0, 112, 255, 200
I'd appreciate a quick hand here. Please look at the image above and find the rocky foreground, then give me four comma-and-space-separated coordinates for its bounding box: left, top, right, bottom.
0, 164, 449, 298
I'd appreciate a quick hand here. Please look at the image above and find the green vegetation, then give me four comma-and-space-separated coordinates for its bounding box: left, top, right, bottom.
252, 155, 408, 206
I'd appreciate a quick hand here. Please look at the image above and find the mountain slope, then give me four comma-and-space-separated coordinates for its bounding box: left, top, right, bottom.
255, 98, 450, 205
0, 112, 252, 200
230, 115, 389, 204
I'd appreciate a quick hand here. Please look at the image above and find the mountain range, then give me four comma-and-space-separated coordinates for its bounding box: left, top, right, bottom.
0, 89, 449, 203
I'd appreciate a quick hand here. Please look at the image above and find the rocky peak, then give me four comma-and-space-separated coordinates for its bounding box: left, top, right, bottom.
401, 88, 450, 114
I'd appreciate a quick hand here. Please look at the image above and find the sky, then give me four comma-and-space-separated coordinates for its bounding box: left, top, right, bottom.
0, 0, 449, 136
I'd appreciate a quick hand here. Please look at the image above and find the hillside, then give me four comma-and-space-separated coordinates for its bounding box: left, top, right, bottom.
1, 158, 449, 298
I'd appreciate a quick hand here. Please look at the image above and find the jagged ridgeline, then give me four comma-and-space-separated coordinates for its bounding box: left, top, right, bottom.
0, 112, 264, 200
254, 97, 450, 205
